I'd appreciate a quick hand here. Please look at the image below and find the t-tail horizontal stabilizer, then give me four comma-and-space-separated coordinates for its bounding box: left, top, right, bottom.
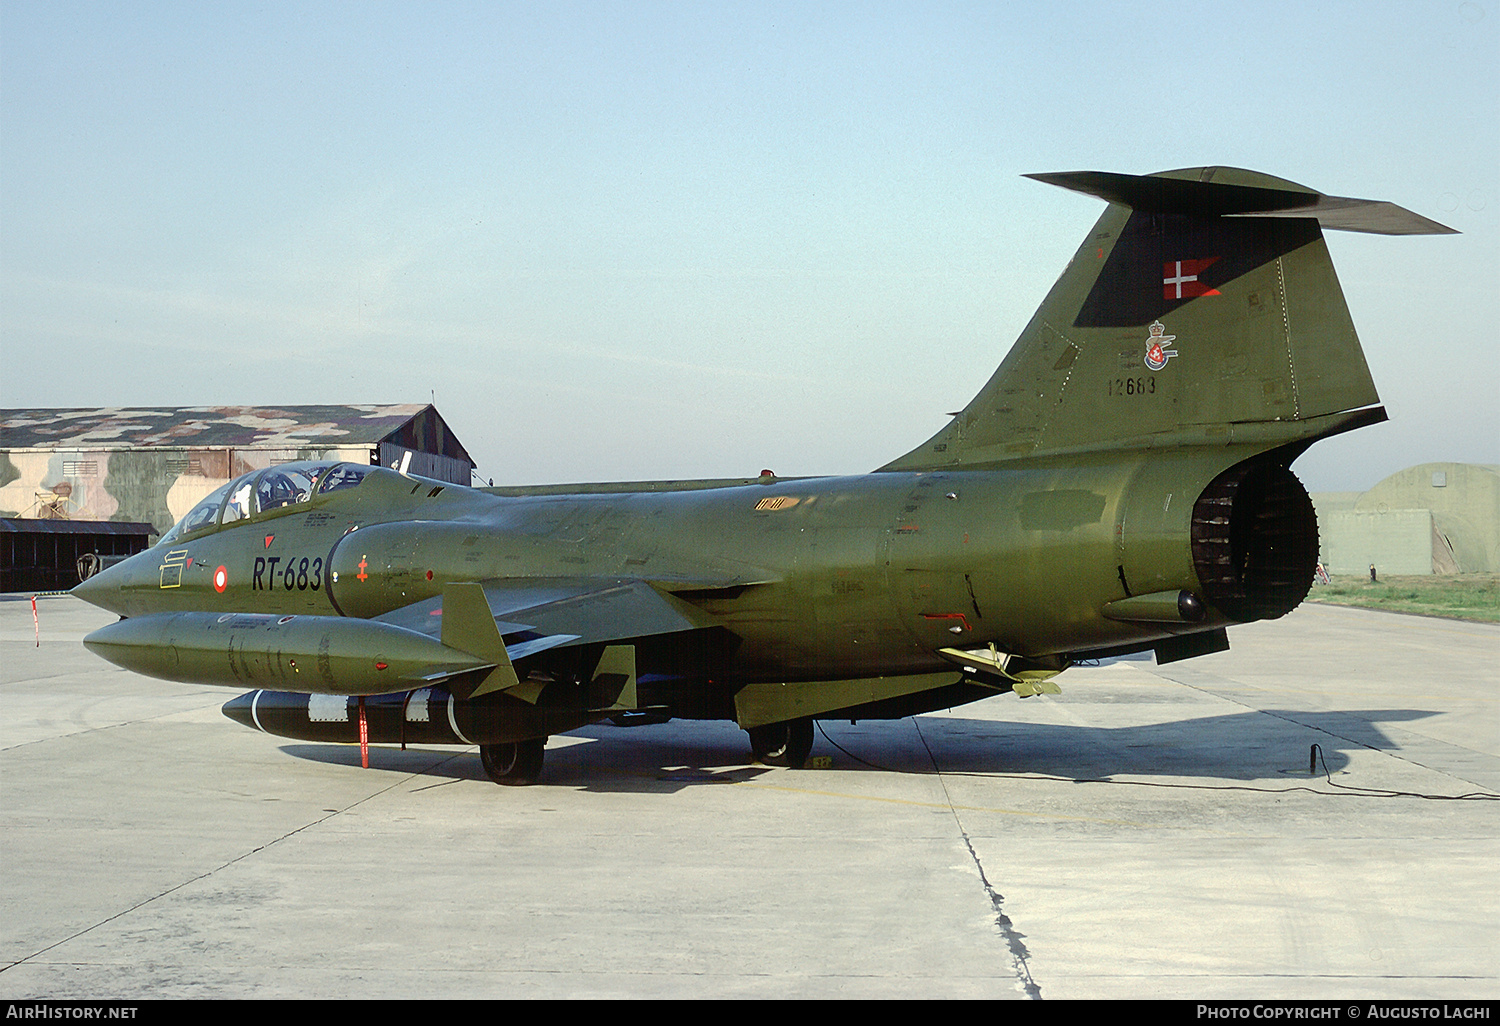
1024, 170, 1458, 236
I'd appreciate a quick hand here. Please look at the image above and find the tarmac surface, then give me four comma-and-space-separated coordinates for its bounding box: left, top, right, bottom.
1, 593, 1496, 999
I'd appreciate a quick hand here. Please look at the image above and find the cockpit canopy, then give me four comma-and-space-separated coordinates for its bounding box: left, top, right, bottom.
160, 461, 372, 545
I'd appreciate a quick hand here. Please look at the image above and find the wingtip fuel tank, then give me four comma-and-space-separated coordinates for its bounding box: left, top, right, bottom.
83, 611, 497, 696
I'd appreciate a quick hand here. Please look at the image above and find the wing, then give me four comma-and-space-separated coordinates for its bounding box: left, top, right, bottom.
374, 576, 723, 647
371, 576, 745, 701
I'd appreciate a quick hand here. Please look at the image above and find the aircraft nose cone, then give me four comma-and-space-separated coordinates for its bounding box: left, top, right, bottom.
72, 562, 120, 610
71, 549, 149, 615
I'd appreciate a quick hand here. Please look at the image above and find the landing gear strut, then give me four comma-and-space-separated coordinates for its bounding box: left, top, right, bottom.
747, 718, 813, 768
480, 737, 546, 785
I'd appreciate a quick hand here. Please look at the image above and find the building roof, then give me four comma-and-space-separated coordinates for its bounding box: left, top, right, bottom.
0, 405, 472, 464
0, 518, 155, 536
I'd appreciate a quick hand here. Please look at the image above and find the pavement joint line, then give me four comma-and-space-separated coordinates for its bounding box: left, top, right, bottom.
0, 701, 236, 754
0, 764, 442, 975
0, 672, 80, 687
913, 717, 1042, 1000
730, 778, 1163, 827
1300, 603, 1499, 636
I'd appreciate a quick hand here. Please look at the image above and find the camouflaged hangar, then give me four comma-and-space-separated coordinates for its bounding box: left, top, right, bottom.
0, 406, 475, 591
1309, 463, 1500, 575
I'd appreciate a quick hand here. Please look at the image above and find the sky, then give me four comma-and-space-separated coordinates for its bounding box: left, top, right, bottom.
2, 1, 1495, 491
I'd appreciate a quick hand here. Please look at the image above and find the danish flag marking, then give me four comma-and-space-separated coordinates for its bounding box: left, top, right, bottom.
1163, 257, 1221, 300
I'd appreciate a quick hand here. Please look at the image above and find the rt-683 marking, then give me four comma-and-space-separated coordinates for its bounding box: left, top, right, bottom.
252, 555, 323, 591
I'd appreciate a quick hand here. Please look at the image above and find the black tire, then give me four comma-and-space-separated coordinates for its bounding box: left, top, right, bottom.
480, 737, 546, 785
747, 718, 813, 768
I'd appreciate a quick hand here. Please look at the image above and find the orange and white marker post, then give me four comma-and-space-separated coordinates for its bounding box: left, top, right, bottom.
358, 696, 369, 768
32, 595, 39, 647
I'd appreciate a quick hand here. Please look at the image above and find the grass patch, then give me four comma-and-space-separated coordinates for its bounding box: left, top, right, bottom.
1305, 573, 1500, 622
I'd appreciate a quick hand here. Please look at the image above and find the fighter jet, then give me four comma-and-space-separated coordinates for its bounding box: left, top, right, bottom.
73, 167, 1455, 784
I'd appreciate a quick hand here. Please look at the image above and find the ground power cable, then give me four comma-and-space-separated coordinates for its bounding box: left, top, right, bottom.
1156, 674, 1500, 801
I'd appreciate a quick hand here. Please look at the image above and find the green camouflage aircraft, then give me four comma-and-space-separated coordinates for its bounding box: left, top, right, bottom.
73, 167, 1454, 784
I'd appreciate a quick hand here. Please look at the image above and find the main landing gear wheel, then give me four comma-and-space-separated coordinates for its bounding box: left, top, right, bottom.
747, 718, 813, 768
480, 737, 546, 785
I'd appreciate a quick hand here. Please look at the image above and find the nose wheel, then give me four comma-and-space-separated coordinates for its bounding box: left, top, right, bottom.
747, 718, 813, 768
480, 737, 546, 785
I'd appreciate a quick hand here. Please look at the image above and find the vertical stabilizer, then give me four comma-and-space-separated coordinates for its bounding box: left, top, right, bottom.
883, 167, 1452, 471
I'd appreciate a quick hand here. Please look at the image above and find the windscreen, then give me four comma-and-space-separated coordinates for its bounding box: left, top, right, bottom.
159, 481, 233, 545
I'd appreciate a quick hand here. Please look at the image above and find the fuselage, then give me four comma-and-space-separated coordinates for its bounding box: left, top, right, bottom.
74, 448, 1260, 685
